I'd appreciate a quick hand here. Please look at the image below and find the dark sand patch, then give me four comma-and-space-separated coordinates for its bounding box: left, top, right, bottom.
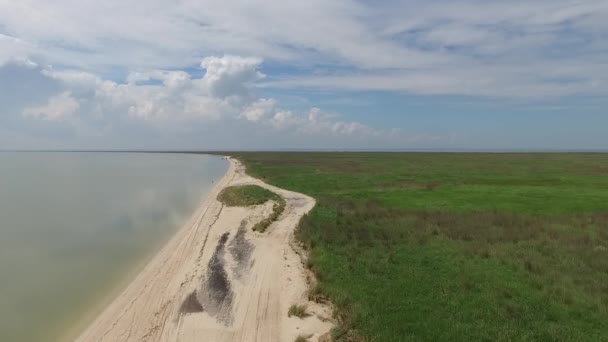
179, 291, 204, 315
199, 232, 234, 324
229, 220, 255, 280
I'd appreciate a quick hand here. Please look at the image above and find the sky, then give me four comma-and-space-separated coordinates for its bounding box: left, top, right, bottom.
0, 0, 607, 150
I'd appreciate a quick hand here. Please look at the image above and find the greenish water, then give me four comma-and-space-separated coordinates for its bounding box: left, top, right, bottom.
0, 152, 227, 342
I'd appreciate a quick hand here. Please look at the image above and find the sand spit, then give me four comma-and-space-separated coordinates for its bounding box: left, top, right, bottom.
76, 158, 334, 342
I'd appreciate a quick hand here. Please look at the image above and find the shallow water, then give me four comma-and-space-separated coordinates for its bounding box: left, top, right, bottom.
0, 152, 227, 341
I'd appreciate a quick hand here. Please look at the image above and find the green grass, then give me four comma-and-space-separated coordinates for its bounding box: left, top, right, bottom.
288, 304, 310, 318
227, 152, 608, 341
217, 184, 286, 232
217, 184, 279, 206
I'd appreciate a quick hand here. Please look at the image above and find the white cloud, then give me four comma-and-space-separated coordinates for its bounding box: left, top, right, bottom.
331, 121, 371, 135
22, 92, 79, 121
201, 55, 264, 98
299, 108, 374, 136
18, 56, 378, 140
240, 98, 276, 122
0, 34, 34, 66
308, 108, 322, 123
1, 1, 607, 149
1, 1, 607, 98
264, 60, 608, 98
37, 56, 269, 123
94, 77, 234, 122
41, 69, 101, 88
266, 107, 375, 137
271, 110, 295, 129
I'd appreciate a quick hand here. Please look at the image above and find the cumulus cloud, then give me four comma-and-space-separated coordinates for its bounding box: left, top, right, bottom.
22, 92, 80, 121
240, 98, 276, 122
201, 56, 264, 98
40, 69, 102, 91
35, 56, 269, 123
8, 56, 379, 143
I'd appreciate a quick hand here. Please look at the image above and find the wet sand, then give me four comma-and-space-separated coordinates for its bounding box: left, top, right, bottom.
76, 158, 333, 342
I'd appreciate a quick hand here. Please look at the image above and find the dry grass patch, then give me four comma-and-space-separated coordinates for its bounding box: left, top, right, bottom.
252, 198, 286, 233
288, 304, 310, 318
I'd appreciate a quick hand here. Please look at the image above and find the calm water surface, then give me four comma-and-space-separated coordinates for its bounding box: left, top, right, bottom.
0, 152, 227, 341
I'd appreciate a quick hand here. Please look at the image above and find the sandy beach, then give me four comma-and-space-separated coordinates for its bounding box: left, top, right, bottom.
76, 157, 333, 342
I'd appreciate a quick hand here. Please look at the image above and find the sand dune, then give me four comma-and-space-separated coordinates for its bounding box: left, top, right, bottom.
76, 158, 333, 342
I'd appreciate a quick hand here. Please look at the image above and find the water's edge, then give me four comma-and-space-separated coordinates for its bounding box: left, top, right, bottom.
62, 154, 230, 342
0, 153, 228, 342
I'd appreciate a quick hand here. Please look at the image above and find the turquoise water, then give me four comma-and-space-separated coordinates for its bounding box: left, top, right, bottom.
0, 152, 227, 341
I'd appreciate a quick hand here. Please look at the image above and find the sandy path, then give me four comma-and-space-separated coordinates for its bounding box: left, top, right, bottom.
76, 158, 333, 342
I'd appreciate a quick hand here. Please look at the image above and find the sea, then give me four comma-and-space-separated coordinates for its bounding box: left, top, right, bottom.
0, 152, 227, 341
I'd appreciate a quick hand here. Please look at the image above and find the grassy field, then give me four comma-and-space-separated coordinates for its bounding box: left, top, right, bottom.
226, 152, 608, 341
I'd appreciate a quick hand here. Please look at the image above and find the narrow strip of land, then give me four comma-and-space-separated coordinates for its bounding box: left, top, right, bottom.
77, 158, 333, 342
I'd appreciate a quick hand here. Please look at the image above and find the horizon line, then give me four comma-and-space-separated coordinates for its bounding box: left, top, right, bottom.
2, 148, 608, 154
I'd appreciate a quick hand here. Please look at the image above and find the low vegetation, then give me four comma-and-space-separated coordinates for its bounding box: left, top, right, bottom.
228, 152, 608, 341
217, 184, 279, 206
252, 198, 286, 233
288, 304, 310, 318
217, 184, 286, 233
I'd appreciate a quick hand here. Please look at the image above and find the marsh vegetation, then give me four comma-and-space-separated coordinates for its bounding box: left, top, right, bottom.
231, 152, 608, 341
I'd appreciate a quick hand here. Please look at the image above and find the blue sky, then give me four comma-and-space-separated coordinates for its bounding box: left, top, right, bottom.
0, 0, 607, 150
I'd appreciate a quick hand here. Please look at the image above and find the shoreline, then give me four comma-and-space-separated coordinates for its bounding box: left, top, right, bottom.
57, 155, 232, 342
76, 157, 333, 341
